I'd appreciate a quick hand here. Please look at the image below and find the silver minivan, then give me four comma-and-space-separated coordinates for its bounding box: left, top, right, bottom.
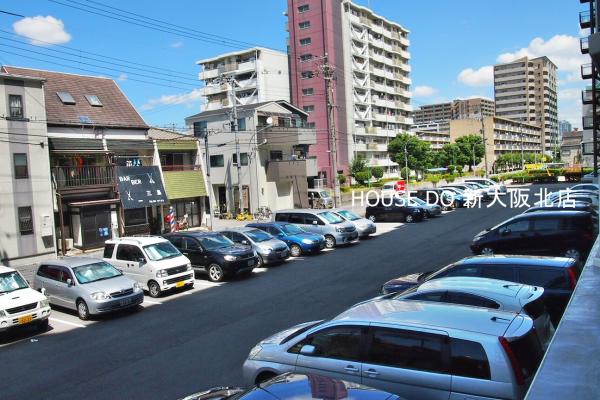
274, 209, 359, 248
307, 189, 334, 209
243, 299, 543, 400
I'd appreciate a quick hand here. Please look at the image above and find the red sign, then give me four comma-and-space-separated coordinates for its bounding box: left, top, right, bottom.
395, 180, 406, 192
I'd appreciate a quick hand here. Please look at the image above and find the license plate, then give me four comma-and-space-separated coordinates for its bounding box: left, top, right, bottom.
18, 315, 33, 325
119, 298, 132, 307
248, 260, 254, 266
175, 281, 185, 288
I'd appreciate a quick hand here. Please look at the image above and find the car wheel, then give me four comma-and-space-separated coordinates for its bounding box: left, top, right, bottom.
256, 371, 277, 385
207, 263, 225, 282
564, 248, 581, 260
405, 214, 414, 223
480, 247, 494, 256
290, 244, 302, 257
368, 215, 376, 222
324, 235, 336, 248
148, 280, 162, 298
256, 255, 264, 268
37, 318, 49, 332
76, 299, 90, 321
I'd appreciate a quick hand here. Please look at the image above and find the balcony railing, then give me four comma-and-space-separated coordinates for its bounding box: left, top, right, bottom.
53, 165, 115, 190
581, 37, 589, 54
582, 89, 594, 104
579, 10, 593, 29
583, 116, 594, 129
582, 63, 593, 79
162, 164, 202, 172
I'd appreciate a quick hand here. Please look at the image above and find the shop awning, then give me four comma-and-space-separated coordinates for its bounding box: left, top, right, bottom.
107, 139, 154, 151
50, 138, 105, 152
115, 166, 168, 209
163, 170, 207, 200
68, 198, 120, 207
156, 141, 198, 151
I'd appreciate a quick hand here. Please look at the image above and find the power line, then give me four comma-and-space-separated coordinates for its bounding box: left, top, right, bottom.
0, 10, 25, 17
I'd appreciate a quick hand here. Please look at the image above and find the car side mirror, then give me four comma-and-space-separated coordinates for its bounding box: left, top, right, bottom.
277, 233, 285, 238
138, 257, 146, 265
500, 228, 511, 236
300, 344, 316, 356
241, 240, 249, 245
312, 220, 318, 225
66, 278, 73, 287
40, 287, 46, 296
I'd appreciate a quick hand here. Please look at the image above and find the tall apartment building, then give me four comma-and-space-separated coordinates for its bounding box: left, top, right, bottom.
197, 47, 289, 112
412, 102, 452, 130
452, 98, 495, 120
412, 98, 495, 130
288, 0, 412, 181
493, 56, 558, 154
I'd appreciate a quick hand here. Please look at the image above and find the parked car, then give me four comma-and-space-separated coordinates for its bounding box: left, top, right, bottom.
464, 178, 507, 195
380, 181, 405, 197
365, 197, 425, 223
33, 257, 144, 320
440, 185, 477, 205
163, 232, 257, 282
219, 227, 289, 268
380, 255, 581, 326
246, 222, 325, 257
470, 210, 596, 260
182, 373, 403, 400
103, 236, 194, 298
307, 189, 333, 209
414, 188, 455, 210
523, 202, 599, 222
243, 299, 542, 400
461, 182, 492, 200
437, 187, 468, 208
406, 197, 442, 218
581, 168, 599, 183
0, 265, 51, 332
388, 277, 554, 349
570, 183, 599, 191
331, 208, 377, 237
274, 209, 359, 248
535, 191, 599, 209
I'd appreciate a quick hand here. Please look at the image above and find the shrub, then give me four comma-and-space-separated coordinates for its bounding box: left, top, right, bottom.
428, 175, 441, 186
354, 170, 371, 185
371, 166, 384, 181
400, 167, 411, 180
337, 174, 347, 185
447, 165, 456, 174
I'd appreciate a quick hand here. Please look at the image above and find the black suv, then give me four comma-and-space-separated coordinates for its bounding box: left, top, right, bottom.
470, 210, 596, 260
365, 197, 424, 223
163, 232, 257, 282
381, 255, 580, 326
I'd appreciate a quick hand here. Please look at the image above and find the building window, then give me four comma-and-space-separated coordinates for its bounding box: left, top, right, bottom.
300, 54, 313, 62
298, 4, 309, 12
233, 153, 249, 166
299, 38, 312, 46
306, 122, 316, 129
299, 21, 310, 29
270, 150, 283, 161
18, 206, 33, 235
85, 95, 103, 107
8, 94, 23, 118
301, 71, 314, 79
210, 155, 224, 167
193, 120, 208, 137
302, 88, 314, 96
303, 105, 315, 113
237, 118, 246, 131
13, 153, 28, 179
56, 91, 76, 104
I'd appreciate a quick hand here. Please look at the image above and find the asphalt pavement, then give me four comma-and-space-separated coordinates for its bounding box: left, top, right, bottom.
0, 190, 537, 400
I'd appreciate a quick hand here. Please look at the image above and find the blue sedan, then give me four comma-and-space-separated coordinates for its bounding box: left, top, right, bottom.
246, 222, 325, 257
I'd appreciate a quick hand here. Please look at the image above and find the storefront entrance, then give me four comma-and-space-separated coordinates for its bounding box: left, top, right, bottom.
81, 206, 112, 248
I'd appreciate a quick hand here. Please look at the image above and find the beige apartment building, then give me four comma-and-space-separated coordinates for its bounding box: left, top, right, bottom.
493, 56, 558, 154
450, 117, 543, 172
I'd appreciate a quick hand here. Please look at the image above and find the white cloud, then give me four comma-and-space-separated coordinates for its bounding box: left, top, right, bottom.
412, 85, 438, 97
13, 15, 71, 45
118, 73, 128, 81
457, 66, 494, 87
170, 41, 184, 48
140, 88, 204, 111
558, 88, 581, 101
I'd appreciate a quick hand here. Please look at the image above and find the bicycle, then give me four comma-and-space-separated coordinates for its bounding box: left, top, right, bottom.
253, 206, 272, 221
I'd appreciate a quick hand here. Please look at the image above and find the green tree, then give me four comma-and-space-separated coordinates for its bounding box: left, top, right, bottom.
337, 173, 347, 186
439, 143, 468, 168
350, 156, 367, 176
455, 135, 485, 171
388, 133, 433, 174
371, 166, 384, 181
354, 170, 371, 185
400, 166, 411, 180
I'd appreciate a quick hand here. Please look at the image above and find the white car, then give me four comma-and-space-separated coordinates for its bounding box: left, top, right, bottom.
103, 236, 194, 298
465, 178, 507, 195
380, 182, 404, 198
0, 265, 51, 332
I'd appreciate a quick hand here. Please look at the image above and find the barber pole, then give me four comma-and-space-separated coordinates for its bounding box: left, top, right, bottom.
169, 206, 177, 232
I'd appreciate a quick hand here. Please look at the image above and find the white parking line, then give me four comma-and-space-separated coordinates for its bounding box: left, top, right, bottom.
143, 299, 162, 305
49, 318, 86, 328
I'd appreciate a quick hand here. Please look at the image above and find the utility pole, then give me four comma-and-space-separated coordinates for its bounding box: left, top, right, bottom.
319, 53, 341, 207
480, 117, 488, 177
225, 76, 243, 215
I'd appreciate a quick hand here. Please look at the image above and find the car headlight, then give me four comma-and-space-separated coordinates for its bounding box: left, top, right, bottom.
224, 255, 239, 261
335, 227, 345, 233
186, 263, 193, 271
156, 269, 168, 278
0, 310, 6, 317
39, 299, 50, 308
261, 247, 273, 254
301, 238, 313, 244
91, 292, 111, 300
248, 344, 263, 359
133, 282, 142, 291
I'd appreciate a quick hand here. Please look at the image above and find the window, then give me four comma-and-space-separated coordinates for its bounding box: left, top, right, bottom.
184, 238, 201, 251
306, 122, 316, 129
302, 326, 363, 361
236, 118, 246, 131
302, 88, 314, 96
229, 232, 247, 243
13, 153, 28, 179
233, 153, 249, 166
367, 328, 446, 373
210, 155, 224, 167
518, 268, 569, 289
298, 4, 309, 12
406, 292, 445, 302
288, 214, 305, 224
193, 121, 208, 137
300, 38, 312, 46
275, 213, 289, 222
450, 338, 491, 380
18, 206, 33, 235
445, 292, 500, 309
300, 54, 313, 62
532, 218, 560, 231
270, 150, 283, 161
37, 265, 61, 281
85, 95, 103, 107
480, 265, 515, 281
507, 330, 543, 381
301, 71, 314, 79
8, 94, 23, 118
56, 91, 75, 104
299, 21, 310, 29
502, 220, 530, 233
435, 265, 479, 279
303, 105, 315, 113
103, 243, 115, 258
59, 267, 74, 284
116, 244, 144, 262
304, 214, 319, 225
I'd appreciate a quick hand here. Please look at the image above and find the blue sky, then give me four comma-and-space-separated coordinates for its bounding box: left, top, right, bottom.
0, 0, 587, 130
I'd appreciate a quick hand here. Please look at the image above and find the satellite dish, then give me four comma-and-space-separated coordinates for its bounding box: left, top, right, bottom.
266, 116, 273, 125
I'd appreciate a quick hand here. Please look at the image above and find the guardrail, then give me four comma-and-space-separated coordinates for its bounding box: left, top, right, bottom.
53, 165, 115, 189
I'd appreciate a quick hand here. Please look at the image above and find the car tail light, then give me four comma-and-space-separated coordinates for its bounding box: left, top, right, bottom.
499, 337, 524, 386
567, 266, 578, 290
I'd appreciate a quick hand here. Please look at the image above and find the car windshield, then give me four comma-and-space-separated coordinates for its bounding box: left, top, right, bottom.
336, 209, 361, 221
0, 271, 29, 294
445, 187, 464, 194
143, 241, 181, 261
320, 191, 331, 198
245, 229, 272, 242
73, 261, 122, 284
318, 211, 344, 224
280, 224, 305, 235
411, 197, 427, 206
198, 234, 234, 250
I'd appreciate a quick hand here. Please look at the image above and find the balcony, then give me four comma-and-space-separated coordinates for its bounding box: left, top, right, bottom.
583, 116, 594, 129
199, 68, 219, 80
200, 84, 228, 96
582, 89, 594, 104
237, 60, 256, 73
53, 165, 115, 191
581, 37, 589, 54
266, 156, 318, 181
236, 77, 257, 89
579, 10, 593, 29
258, 126, 317, 146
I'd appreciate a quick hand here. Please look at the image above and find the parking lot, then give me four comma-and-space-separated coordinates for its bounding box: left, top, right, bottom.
0, 186, 547, 400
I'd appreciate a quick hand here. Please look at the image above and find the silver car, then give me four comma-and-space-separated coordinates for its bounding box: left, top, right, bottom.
331, 208, 376, 238
243, 299, 542, 400
33, 257, 144, 320
219, 227, 289, 268
274, 209, 359, 248
406, 197, 442, 217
